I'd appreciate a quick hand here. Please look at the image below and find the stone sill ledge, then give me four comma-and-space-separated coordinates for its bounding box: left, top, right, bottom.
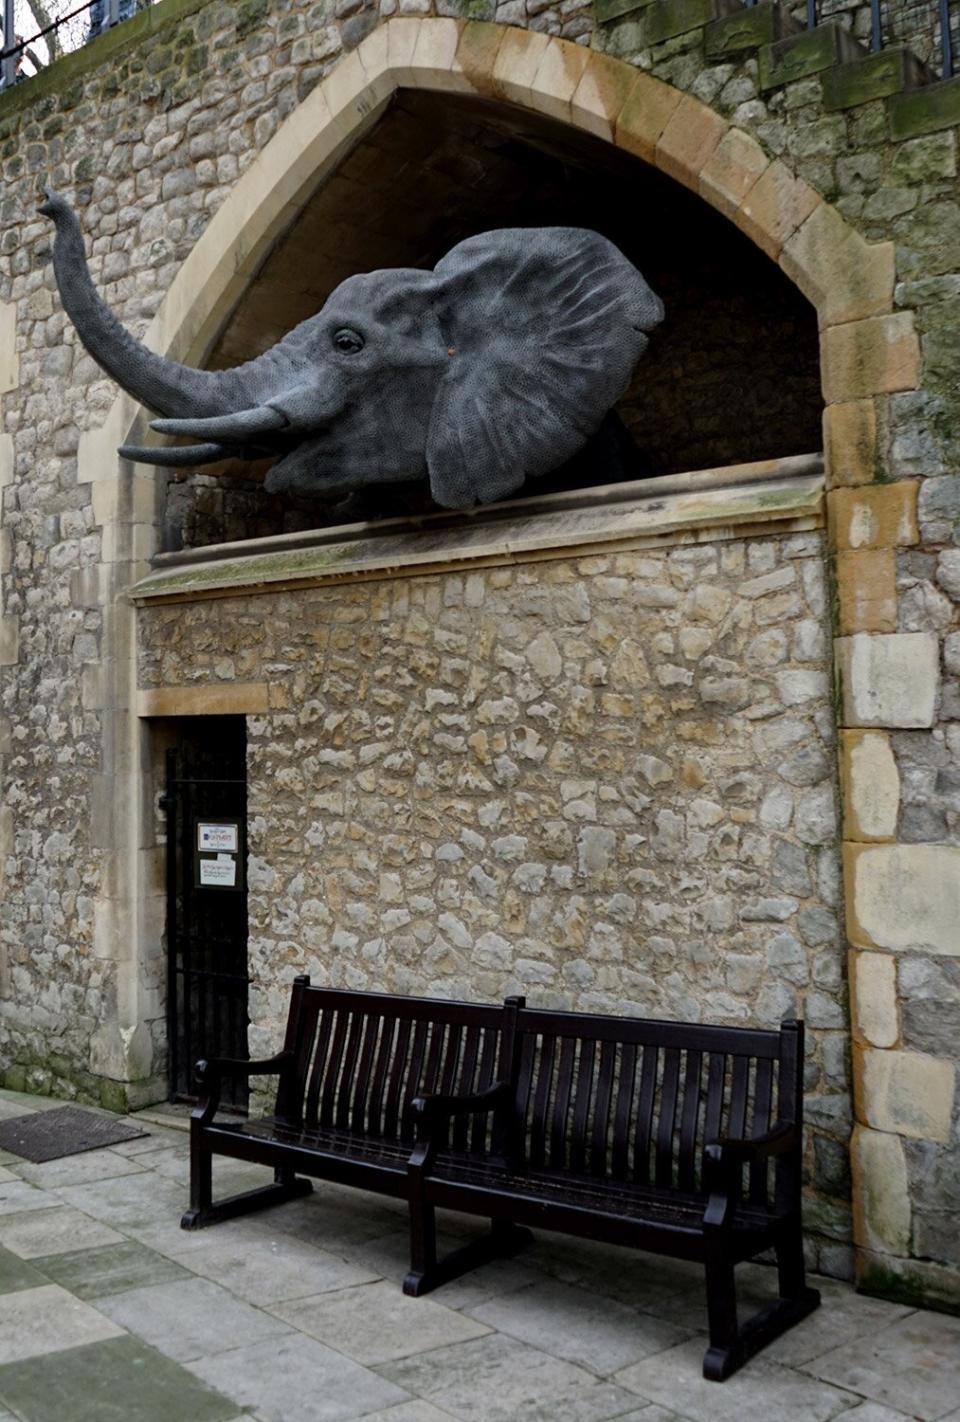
131, 453, 825, 604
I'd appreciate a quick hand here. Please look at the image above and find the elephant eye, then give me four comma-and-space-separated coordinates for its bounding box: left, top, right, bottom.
333, 328, 364, 355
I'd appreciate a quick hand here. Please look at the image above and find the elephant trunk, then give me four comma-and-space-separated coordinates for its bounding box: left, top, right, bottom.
40, 189, 248, 420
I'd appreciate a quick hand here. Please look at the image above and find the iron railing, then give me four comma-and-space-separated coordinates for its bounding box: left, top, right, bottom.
0, 0, 142, 91
745, 0, 956, 77
1, 0, 957, 93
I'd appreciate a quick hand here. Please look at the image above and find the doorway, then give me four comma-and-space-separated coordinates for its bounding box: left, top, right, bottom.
163, 716, 249, 1109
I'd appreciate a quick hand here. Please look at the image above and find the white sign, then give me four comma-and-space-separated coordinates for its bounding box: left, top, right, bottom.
199, 856, 237, 888
198, 822, 238, 853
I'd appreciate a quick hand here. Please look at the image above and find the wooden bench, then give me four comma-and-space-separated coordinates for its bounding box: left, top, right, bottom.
182, 979, 533, 1279
406, 1003, 820, 1380
183, 978, 818, 1381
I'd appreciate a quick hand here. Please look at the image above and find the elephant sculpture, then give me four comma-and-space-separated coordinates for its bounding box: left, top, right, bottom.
40, 189, 664, 510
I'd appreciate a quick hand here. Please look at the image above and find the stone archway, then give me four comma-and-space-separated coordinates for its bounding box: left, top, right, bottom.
83, 18, 927, 1299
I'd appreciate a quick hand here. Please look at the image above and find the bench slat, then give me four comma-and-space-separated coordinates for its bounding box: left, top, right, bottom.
569, 1039, 597, 1175
528, 1033, 555, 1170
336, 1013, 366, 1131
383, 1017, 412, 1141
590, 1039, 617, 1177
611, 1042, 636, 1181
656, 1047, 681, 1188
634, 1044, 659, 1184
750, 1055, 774, 1206
677, 1049, 703, 1193
367, 1015, 397, 1139
351, 1014, 382, 1135
550, 1037, 578, 1171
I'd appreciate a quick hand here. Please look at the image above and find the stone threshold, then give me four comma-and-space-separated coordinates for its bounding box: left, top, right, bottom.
130, 452, 824, 604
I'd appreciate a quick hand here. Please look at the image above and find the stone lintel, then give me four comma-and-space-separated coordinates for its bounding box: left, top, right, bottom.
137, 683, 270, 718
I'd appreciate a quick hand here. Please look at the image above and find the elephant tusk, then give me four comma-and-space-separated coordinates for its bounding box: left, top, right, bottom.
149, 406, 288, 441
118, 441, 234, 467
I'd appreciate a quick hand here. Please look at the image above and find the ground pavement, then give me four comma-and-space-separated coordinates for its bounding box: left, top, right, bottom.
0, 1090, 955, 1422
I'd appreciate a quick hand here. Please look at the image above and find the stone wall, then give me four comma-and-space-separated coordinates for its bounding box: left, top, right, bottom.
0, 0, 958, 1310
137, 526, 853, 1274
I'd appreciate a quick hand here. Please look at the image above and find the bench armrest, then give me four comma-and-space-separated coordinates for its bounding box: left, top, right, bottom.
703, 1122, 798, 1229
410, 1081, 512, 1128
192, 1051, 294, 1125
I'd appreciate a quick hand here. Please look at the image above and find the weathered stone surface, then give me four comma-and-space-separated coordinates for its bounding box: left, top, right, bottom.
851, 950, 898, 1048
848, 843, 960, 954
836, 633, 939, 729
852, 1125, 911, 1255
860, 1047, 956, 1142
841, 730, 900, 841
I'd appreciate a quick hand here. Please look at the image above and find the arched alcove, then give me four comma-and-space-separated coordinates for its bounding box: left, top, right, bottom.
160, 88, 822, 552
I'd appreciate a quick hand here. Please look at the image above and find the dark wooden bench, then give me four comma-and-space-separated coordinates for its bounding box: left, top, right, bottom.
182, 979, 533, 1278
183, 978, 818, 1381
406, 1003, 820, 1380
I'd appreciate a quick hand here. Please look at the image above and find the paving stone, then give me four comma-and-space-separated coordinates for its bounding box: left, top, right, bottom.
359, 1405, 459, 1422
270, 1278, 490, 1364
0, 1207, 124, 1259
466, 1278, 690, 1376
614, 1338, 859, 1421
0, 1183, 60, 1219
802, 1309, 960, 1420
187, 1332, 410, 1421
0, 1283, 125, 1364
377, 1333, 632, 1421
15, 1149, 146, 1190
839, 1405, 925, 1422
762, 1278, 913, 1366
55, 1173, 186, 1229
96, 1276, 293, 1363
39, 1241, 191, 1300
0, 1246, 49, 1296
179, 1232, 379, 1304
0, 1334, 239, 1422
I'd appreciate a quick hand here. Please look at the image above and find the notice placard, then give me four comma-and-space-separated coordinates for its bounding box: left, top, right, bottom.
199, 855, 237, 888
198, 822, 239, 853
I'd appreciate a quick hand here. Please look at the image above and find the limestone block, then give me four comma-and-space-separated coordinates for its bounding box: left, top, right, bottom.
860, 1047, 955, 1142
851, 950, 898, 1047
829, 483, 919, 551
409, 18, 468, 92
0, 616, 19, 667
823, 399, 878, 489
781, 204, 895, 329
137, 683, 270, 717
454, 20, 506, 98
0, 301, 17, 395
821, 313, 922, 403
654, 94, 728, 192
841, 730, 900, 841
615, 71, 684, 165
734, 160, 820, 259
835, 549, 897, 634
528, 36, 591, 126
491, 27, 551, 109
836, 632, 939, 729
698, 126, 769, 219
847, 843, 960, 955
0, 433, 13, 491
570, 51, 639, 142
852, 1124, 911, 1254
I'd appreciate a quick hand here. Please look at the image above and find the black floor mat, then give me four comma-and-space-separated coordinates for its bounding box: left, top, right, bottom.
0, 1105, 148, 1162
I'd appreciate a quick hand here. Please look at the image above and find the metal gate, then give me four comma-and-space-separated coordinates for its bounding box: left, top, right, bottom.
163, 718, 249, 1109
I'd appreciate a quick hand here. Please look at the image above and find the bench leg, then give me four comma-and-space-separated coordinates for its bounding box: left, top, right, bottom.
180, 1140, 313, 1230
403, 1210, 534, 1298
702, 1224, 820, 1381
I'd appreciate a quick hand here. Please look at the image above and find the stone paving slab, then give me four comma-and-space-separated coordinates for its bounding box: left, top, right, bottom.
0, 1088, 949, 1422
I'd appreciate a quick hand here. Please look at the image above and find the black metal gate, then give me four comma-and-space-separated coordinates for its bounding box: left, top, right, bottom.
163, 717, 249, 1109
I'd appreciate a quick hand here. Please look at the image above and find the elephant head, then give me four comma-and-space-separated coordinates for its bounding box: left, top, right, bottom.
40, 189, 664, 510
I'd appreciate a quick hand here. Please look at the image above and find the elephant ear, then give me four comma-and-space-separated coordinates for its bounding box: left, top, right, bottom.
425, 228, 663, 510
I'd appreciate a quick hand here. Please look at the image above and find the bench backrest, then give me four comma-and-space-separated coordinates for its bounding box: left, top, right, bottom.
277, 978, 518, 1152
512, 1008, 803, 1207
